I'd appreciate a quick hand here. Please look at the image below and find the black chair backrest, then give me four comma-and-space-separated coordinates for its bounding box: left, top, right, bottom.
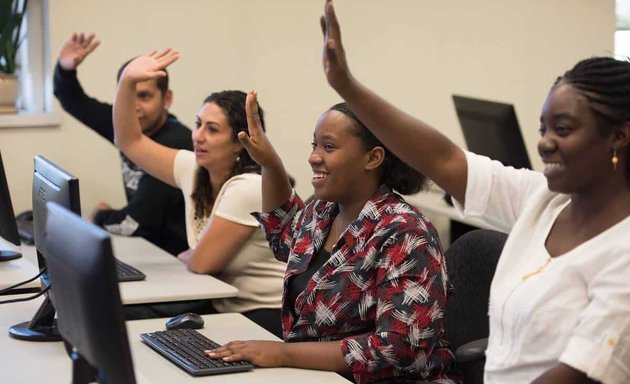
444, 229, 507, 352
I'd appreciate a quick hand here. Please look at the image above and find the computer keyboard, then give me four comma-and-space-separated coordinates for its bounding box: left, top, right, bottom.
140, 329, 254, 376
115, 258, 146, 282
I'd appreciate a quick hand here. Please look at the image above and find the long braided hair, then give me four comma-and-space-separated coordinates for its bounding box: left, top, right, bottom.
556, 57, 630, 178
191, 90, 265, 220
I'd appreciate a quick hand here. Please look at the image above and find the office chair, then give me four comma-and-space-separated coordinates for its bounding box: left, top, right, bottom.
373, 229, 507, 384
444, 228, 507, 384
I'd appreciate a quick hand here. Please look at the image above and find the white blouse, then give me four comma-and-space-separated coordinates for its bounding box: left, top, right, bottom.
453, 151, 630, 384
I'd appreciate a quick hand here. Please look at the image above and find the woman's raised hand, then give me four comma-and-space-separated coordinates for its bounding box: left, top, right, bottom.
120, 49, 179, 84
320, 0, 353, 92
238, 91, 279, 168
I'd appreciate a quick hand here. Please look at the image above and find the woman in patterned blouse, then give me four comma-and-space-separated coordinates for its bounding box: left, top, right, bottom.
205, 92, 462, 383
317, 1, 630, 384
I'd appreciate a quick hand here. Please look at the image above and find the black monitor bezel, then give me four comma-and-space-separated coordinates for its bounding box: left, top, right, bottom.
452, 94, 532, 170
32, 155, 82, 277
45, 202, 136, 384
0, 150, 22, 261
8, 155, 81, 342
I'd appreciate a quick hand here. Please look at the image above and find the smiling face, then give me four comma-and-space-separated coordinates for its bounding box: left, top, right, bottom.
135, 79, 171, 136
192, 102, 242, 174
309, 110, 382, 204
538, 83, 615, 194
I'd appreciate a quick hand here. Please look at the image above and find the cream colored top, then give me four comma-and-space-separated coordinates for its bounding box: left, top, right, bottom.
173, 150, 284, 313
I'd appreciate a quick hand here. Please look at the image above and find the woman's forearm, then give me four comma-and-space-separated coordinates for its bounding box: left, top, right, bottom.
261, 155, 293, 212
281, 340, 348, 373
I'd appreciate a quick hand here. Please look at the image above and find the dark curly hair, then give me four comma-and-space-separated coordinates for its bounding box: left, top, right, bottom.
555, 57, 630, 178
330, 102, 428, 195
191, 90, 265, 219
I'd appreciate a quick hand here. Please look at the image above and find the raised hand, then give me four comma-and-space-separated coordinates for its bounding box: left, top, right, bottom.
119, 49, 179, 84
237, 91, 280, 168
320, 0, 353, 92
58, 32, 101, 71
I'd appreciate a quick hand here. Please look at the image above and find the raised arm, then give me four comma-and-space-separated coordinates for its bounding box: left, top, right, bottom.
112, 49, 180, 186
58, 32, 100, 71
321, 0, 468, 203
238, 91, 293, 211
54, 32, 117, 141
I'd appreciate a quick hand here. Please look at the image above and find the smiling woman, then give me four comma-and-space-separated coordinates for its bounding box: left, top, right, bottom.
205, 91, 461, 384
111, 50, 285, 337
316, 0, 630, 382
538, 83, 617, 196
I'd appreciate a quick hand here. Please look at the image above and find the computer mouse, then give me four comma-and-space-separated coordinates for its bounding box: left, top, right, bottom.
165, 312, 205, 330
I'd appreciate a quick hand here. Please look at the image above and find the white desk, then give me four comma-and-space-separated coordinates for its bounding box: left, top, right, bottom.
127, 313, 351, 383
406, 188, 502, 232
0, 237, 40, 292
2, 235, 238, 304
0, 296, 351, 383
0, 295, 72, 383
109, 235, 238, 305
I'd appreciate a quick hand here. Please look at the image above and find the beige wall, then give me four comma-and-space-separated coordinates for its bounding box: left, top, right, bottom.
0, 0, 615, 222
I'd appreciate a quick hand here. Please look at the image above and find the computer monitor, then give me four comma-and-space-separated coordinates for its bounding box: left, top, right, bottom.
452, 95, 532, 170
0, 150, 22, 261
44, 202, 136, 384
8, 155, 81, 341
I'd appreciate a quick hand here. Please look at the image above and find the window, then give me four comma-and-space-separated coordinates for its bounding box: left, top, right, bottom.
616, 0, 630, 58
0, 0, 59, 128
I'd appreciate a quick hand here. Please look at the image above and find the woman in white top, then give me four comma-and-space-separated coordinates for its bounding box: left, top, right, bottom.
319, 1, 630, 383
112, 50, 285, 336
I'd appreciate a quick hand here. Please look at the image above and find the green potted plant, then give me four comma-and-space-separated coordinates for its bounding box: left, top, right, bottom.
0, 0, 28, 114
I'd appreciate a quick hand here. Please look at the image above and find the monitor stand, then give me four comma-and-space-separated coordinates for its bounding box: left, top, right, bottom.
8, 295, 61, 341
65, 342, 100, 384
0, 249, 22, 262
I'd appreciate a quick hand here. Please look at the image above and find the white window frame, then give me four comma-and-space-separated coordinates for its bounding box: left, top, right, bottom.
616, 0, 630, 58
0, 0, 60, 128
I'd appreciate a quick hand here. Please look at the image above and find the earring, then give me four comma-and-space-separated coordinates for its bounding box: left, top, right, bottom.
236, 155, 241, 163
612, 149, 619, 171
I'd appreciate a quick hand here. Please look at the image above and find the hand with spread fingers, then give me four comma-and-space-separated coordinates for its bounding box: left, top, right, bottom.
58, 32, 101, 71
320, 0, 353, 92
119, 49, 179, 85
237, 91, 281, 168
205, 340, 286, 368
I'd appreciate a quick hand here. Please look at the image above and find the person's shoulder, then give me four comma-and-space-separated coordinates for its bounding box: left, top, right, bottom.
377, 192, 432, 232
224, 173, 262, 189
217, 173, 263, 207
174, 149, 196, 170
153, 115, 193, 149
163, 115, 190, 131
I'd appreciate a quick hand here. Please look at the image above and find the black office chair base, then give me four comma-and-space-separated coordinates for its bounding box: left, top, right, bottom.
8, 321, 61, 342
0, 250, 22, 262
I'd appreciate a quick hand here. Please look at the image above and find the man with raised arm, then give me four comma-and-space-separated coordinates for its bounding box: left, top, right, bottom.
53, 32, 191, 256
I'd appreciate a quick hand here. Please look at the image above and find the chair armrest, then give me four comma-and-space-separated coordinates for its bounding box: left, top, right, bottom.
455, 338, 488, 363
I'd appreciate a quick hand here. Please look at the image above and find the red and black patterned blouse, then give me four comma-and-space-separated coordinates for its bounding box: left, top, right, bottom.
254, 187, 461, 384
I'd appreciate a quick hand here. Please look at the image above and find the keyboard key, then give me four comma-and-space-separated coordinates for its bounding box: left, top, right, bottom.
140, 329, 254, 376
116, 259, 146, 282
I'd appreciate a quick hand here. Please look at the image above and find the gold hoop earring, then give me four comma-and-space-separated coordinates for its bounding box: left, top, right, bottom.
612, 149, 619, 171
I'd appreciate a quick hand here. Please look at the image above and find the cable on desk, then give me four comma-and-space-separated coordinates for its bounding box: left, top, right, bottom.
0, 267, 46, 295
0, 284, 50, 305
